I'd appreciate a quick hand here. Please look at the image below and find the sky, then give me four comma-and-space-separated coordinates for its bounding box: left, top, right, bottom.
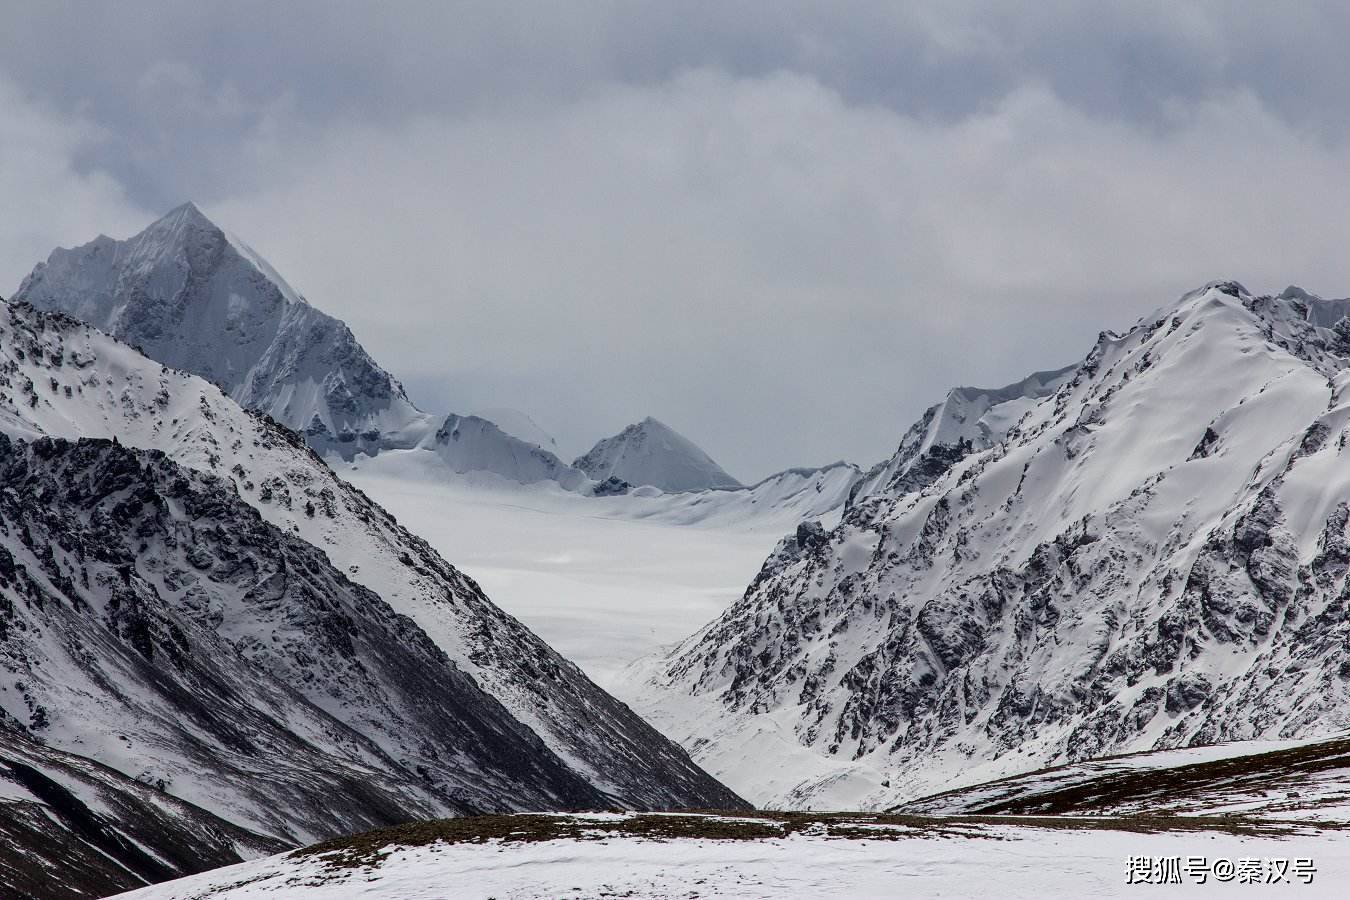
6, 2, 1350, 479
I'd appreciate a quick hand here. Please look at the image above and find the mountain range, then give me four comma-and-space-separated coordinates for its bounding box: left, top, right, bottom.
14, 205, 835, 510
16, 205, 1350, 895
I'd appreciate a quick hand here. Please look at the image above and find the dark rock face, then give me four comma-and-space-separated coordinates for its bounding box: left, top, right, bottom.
591, 476, 632, 497
648, 283, 1350, 806
0, 729, 285, 900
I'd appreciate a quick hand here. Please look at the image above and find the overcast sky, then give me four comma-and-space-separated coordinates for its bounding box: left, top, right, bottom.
6, 2, 1350, 479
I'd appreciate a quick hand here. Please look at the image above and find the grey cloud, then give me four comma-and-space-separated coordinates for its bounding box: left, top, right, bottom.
6, 4, 1350, 477
10, 2, 1350, 208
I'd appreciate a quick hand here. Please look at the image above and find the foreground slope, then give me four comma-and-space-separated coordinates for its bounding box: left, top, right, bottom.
574, 417, 743, 492
0, 300, 745, 815
114, 808, 1347, 899
638, 281, 1350, 808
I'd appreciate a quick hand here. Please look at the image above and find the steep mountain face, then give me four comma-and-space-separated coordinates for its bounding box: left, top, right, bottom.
0, 300, 746, 824
0, 728, 285, 900
0, 434, 612, 843
12, 203, 432, 460
637, 281, 1350, 810
848, 365, 1075, 507
574, 417, 742, 492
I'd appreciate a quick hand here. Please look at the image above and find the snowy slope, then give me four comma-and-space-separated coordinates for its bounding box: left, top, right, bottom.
849, 365, 1075, 507
0, 300, 745, 819
899, 731, 1350, 820
0, 729, 284, 900
114, 810, 1349, 899
574, 417, 743, 492
601, 460, 861, 528
471, 407, 561, 454
637, 281, 1350, 810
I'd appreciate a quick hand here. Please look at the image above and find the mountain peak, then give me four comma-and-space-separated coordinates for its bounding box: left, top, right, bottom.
12, 207, 427, 458
574, 417, 742, 492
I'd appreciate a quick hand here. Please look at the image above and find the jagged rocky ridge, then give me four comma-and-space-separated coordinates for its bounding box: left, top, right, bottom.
636, 281, 1350, 809
0, 301, 745, 830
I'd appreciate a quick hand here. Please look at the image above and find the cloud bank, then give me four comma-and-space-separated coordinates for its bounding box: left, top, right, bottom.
5, 3, 1350, 477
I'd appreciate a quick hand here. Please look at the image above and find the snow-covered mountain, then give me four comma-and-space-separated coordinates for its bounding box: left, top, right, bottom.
10, 205, 601, 496
12, 203, 430, 460
427, 414, 587, 488
0, 433, 617, 842
0, 300, 744, 844
574, 417, 742, 493
636, 281, 1350, 810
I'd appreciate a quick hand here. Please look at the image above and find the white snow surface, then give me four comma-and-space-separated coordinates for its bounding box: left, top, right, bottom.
573, 416, 744, 492
114, 814, 1350, 899
344, 452, 804, 688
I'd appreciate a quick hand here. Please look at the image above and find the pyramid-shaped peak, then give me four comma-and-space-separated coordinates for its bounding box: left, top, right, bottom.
575, 416, 742, 492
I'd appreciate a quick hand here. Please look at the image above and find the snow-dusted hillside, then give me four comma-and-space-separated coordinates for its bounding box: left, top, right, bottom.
0, 433, 619, 843
574, 417, 743, 492
0, 300, 745, 825
637, 281, 1350, 810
